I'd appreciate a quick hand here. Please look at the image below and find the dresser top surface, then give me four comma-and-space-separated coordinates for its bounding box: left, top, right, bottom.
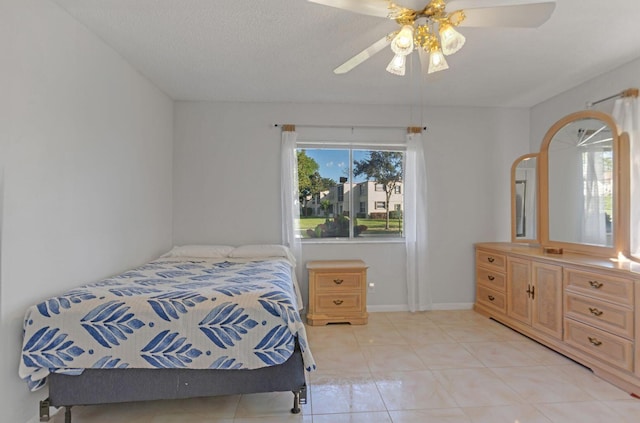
306, 259, 367, 270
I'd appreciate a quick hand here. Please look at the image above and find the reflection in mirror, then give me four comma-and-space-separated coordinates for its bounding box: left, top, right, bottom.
546, 116, 615, 248
511, 154, 537, 243
515, 181, 526, 236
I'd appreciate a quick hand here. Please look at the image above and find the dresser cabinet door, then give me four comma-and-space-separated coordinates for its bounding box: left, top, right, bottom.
507, 257, 531, 325
531, 261, 563, 340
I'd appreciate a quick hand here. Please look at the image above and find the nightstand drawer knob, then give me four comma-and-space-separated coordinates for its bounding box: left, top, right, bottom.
588, 280, 603, 289
333, 299, 344, 305
588, 336, 603, 347
487, 275, 495, 281
589, 307, 603, 317
487, 257, 495, 263
487, 295, 495, 301
333, 279, 344, 285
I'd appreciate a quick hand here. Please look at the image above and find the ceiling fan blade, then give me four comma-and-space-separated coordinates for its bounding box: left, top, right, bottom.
448, 0, 556, 27
308, 0, 392, 18
334, 34, 392, 74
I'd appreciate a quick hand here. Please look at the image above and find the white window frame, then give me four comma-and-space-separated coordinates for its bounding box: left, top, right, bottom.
295, 141, 406, 243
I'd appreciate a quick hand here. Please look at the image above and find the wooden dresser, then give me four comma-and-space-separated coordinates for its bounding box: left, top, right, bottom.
306, 260, 368, 326
475, 242, 640, 396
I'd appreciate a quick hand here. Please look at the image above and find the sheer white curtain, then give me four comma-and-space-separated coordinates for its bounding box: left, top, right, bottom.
612, 97, 640, 258
281, 128, 303, 297
405, 131, 430, 312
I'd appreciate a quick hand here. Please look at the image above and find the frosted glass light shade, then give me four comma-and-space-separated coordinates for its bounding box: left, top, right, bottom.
386, 54, 406, 76
391, 25, 415, 56
439, 24, 465, 55
428, 48, 449, 73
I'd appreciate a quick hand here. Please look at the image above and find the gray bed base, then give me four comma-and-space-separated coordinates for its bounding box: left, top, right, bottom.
39, 346, 307, 422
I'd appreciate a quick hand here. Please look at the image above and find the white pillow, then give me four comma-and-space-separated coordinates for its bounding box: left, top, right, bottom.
162, 245, 234, 258
229, 244, 295, 263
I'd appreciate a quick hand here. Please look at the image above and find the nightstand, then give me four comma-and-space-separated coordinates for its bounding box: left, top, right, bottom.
306, 260, 368, 326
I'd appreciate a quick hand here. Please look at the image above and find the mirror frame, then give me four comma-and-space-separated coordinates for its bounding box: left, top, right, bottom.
539, 110, 630, 257
511, 153, 539, 243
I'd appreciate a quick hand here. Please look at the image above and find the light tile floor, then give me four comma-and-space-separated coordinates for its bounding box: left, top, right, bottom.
50, 310, 640, 422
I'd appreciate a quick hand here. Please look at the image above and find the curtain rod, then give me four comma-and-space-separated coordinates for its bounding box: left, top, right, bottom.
274, 123, 427, 131
586, 88, 639, 108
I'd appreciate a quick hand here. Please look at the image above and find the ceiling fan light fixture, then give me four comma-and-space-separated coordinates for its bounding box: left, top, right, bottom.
447, 10, 465, 27
390, 24, 415, 56
386, 53, 406, 76
439, 23, 465, 56
428, 48, 448, 74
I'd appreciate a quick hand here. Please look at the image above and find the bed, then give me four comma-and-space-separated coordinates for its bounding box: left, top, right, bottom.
19, 244, 315, 422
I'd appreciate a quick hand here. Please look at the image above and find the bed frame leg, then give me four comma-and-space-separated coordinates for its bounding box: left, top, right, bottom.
291, 390, 301, 414
291, 386, 307, 414
64, 406, 72, 423
39, 399, 51, 421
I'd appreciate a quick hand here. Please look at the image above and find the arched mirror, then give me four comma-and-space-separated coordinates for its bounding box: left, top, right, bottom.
540, 110, 629, 256
511, 153, 538, 243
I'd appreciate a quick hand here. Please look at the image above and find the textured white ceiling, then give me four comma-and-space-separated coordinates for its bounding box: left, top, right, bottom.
52, 0, 640, 107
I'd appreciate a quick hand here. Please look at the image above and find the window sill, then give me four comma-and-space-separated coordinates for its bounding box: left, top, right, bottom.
301, 237, 405, 245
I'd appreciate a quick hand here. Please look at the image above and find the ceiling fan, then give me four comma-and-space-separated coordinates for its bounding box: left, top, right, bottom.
308, 0, 556, 76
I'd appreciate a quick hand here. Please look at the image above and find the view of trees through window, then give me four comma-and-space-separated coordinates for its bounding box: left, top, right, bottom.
296, 147, 404, 239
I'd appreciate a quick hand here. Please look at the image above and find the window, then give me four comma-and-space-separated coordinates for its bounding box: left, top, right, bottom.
296, 147, 405, 240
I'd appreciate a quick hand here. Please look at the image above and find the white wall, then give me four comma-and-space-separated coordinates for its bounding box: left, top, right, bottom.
173, 101, 530, 310
1, 1, 174, 422
531, 57, 640, 151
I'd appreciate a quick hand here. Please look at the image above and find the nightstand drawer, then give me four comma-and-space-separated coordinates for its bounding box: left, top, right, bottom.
315, 273, 362, 290
476, 267, 506, 291
564, 319, 633, 372
315, 293, 363, 314
564, 269, 633, 306
565, 292, 634, 339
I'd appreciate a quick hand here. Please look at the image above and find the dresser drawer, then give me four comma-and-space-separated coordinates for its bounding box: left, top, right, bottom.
315, 272, 362, 291
476, 285, 506, 313
315, 293, 363, 314
565, 292, 634, 339
476, 250, 506, 272
564, 269, 634, 306
477, 267, 506, 291
564, 319, 633, 372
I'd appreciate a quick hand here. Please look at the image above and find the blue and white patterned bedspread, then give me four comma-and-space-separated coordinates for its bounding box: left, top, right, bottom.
19, 257, 316, 391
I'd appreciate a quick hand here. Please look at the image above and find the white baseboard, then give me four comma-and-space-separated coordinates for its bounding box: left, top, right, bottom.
367, 304, 410, 312
430, 302, 475, 311
367, 302, 474, 313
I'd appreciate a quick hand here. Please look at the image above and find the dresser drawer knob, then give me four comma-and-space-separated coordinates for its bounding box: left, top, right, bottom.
588, 280, 603, 289
588, 336, 603, 347
333, 279, 344, 285
333, 299, 344, 305
487, 257, 495, 263
589, 307, 603, 317
487, 295, 495, 301
487, 275, 495, 281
